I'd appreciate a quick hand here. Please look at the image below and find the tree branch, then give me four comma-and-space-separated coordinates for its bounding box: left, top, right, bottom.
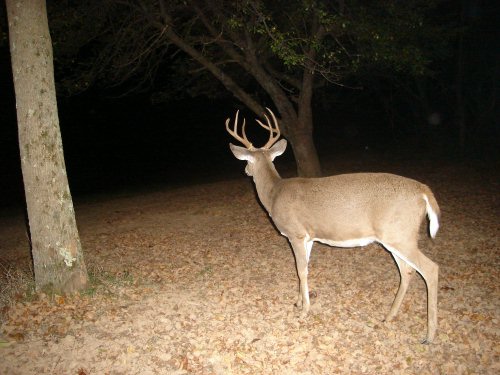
164, 25, 263, 116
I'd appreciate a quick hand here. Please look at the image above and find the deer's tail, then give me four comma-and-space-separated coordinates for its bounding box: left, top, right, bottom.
422, 187, 440, 238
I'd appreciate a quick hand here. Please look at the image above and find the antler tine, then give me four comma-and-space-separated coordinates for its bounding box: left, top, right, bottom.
256, 107, 281, 149
225, 110, 254, 149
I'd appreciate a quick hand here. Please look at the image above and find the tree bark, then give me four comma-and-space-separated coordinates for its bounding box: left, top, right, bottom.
285, 115, 322, 178
6, 0, 88, 294
292, 40, 323, 178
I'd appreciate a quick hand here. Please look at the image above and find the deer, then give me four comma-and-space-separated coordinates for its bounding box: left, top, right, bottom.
226, 108, 440, 344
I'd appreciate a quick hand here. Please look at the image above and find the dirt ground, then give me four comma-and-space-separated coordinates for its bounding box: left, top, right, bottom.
0, 155, 499, 374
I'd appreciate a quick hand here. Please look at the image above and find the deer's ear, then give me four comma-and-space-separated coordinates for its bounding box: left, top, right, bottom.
229, 143, 255, 162
269, 139, 287, 161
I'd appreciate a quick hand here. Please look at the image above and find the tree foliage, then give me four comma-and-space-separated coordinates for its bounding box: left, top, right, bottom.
52, 0, 446, 98
48, 0, 456, 175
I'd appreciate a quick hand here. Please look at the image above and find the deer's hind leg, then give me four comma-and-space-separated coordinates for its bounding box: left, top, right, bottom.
385, 254, 415, 322
412, 250, 439, 344
383, 242, 439, 344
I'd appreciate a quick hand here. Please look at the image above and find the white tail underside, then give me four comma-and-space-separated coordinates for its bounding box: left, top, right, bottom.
423, 194, 439, 238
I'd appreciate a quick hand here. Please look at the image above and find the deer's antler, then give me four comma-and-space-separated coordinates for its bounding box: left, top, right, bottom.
256, 108, 281, 149
225, 110, 254, 149
226, 108, 281, 149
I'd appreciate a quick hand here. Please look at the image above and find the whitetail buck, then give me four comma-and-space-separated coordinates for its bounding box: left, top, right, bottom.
226, 108, 440, 344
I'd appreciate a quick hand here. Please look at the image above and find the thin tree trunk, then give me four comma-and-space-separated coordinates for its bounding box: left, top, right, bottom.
6, 0, 88, 294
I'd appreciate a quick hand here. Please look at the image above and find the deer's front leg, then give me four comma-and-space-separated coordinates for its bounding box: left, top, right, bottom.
290, 237, 311, 316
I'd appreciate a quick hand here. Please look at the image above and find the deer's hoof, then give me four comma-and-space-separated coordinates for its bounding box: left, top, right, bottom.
420, 338, 433, 345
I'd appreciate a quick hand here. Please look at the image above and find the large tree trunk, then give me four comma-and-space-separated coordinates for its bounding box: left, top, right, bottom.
288, 127, 321, 178
291, 55, 322, 178
283, 108, 322, 178
6, 0, 88, 294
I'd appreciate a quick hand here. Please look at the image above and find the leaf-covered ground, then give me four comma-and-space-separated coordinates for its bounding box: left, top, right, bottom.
0, 155, 499, 374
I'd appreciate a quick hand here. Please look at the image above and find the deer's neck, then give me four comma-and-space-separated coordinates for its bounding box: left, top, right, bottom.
253, 160, 281, 213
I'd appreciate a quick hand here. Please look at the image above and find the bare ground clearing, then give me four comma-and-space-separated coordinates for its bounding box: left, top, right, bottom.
0, 156, 499, 374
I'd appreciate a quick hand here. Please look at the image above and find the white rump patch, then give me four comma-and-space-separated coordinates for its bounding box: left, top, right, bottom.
423, 194, 439, 238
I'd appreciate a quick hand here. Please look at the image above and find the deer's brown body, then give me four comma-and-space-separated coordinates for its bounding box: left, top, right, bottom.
227, 109, 440, 344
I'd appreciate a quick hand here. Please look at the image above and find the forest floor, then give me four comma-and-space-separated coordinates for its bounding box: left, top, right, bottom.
0, 154, 499, 374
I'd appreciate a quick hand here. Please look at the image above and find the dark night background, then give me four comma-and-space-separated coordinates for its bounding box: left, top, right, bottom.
0, 1, 498, 210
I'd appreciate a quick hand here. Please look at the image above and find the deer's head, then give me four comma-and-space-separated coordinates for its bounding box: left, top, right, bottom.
226, 108, 287, 177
